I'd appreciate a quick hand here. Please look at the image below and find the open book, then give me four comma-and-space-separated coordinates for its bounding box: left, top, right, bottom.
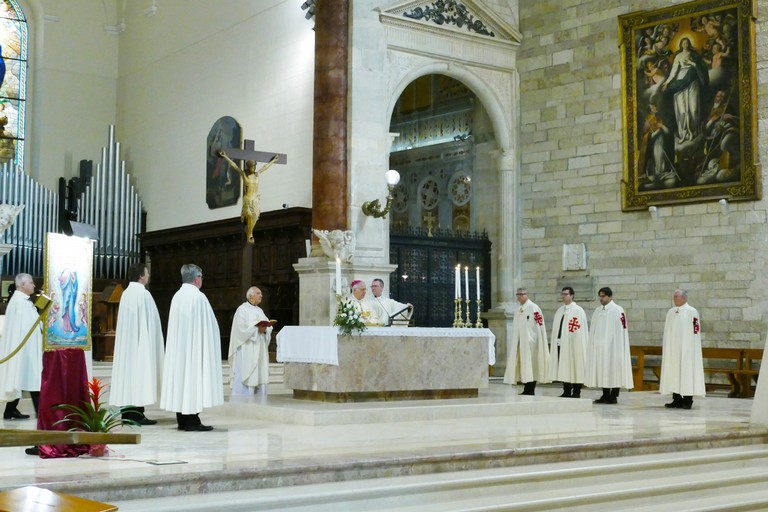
256, 319, 278, 328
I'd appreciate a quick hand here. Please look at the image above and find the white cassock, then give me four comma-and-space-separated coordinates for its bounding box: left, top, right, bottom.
109, 282, 164, 407
585, 301, 634, 389
659, 303, 705, 397
548, 302, 589, 384
503, 300, 550, 384
0, 291, 42, 401
160, 283, 223, 415
228, 301, 272, 394
372, 296, 412, 324
349, 296, 382, 326
751, 331, 768, 425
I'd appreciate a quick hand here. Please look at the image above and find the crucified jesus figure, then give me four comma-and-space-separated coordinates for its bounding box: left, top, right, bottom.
219, 150, 279, 244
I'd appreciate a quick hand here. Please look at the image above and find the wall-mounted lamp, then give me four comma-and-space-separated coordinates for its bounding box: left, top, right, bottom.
719, 198, 729, 215
362, 170, 400, 218
648, 205, 658, 221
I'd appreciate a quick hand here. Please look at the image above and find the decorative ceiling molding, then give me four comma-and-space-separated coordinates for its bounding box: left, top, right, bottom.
379, 0, 521, 45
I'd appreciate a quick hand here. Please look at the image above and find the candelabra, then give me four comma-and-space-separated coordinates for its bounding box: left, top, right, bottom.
464, 299, 471, 329
475, 299, 483, 328
453, 298, 464, 327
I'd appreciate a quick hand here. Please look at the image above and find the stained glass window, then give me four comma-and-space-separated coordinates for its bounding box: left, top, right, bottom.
0, 0, 26, 169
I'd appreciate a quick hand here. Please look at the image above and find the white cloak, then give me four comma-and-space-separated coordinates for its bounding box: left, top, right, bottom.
160, 283, 223, 414
503, 300, 550, 384
659, 303, 705, 396
548, 302, 589, 384
109, 282, 165, 407
349, 296, 382, 326
228, 301, 271, 389
751, 331, 768, 425
0, 291, 42, 400
372, 296, 412, 324
585, 301, 634, 389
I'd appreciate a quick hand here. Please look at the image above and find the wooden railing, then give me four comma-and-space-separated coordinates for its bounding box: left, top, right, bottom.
630, 346, 762, 398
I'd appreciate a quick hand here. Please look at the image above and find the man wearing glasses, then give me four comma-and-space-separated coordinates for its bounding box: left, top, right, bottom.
548, 287, 589, 398
503, 288, 550, 395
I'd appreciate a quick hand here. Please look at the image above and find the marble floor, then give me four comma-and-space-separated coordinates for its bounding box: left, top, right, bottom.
0, 373, 766, 507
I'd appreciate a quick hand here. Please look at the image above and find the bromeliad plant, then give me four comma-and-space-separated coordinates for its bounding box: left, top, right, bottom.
53, 377, 138, 432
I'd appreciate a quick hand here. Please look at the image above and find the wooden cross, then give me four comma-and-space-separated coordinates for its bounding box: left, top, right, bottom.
423, 211, 436, 237
215, 139, 288, 165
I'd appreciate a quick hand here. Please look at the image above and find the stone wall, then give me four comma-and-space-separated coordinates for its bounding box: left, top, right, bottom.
518, 0, 768, 347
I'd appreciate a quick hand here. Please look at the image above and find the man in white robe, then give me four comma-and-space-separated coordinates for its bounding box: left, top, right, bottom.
659, 288, 704, 409
0, 273, 41, 420
548, 286, 589, 398
109, 263, 164, 425
503, 288, 550, 395
228, 286, 272, 397
160, 264, 223, 431
370, 278, 412, 326
348, 280, 382, 326
586, 287, 633, 404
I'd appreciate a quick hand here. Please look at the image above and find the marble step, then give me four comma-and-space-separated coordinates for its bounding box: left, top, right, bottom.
113, 444, 768, 511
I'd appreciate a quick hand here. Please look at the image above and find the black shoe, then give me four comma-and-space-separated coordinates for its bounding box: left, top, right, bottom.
665, 401, 683, 408
25, 447, 39, 456
682, 402, 692, 410
594, 396, 609, 404
605, 397, 618, 404
4, 410, 30, 420
184, 424, 214, 432
137, 417, 158, 426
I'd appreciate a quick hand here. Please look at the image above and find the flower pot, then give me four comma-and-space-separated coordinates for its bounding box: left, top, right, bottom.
89, 444, 108, 457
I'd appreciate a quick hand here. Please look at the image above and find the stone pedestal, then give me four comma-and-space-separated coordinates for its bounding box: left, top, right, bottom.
294, 257, 397, 326
0, 243, 13, 260
482, 307, 514, 377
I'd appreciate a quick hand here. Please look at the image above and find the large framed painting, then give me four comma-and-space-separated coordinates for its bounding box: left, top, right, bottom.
619, 0, 759, 211
206, 116, 242, 209
43, 233, 93, 350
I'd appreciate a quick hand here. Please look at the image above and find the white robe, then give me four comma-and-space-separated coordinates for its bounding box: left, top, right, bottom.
548, 302, 589, 384
160, 283, 223, 414
659, 303, 705, 397
585, 301, 634, 389
109, 282, 165, 407
228, 301, 271, 392
751, 331, 768, 425
349, 296, 382, 326
503, 300, 550, 384
372, 295, 412, 324
0, 291, 42, 400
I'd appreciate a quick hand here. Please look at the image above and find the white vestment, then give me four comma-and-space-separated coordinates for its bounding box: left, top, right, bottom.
160, 283, 223, 414
0, 291, 42, 400
349, 296, 382, 326
548, 302, 589, 384
372, 296, 412, 324
585, 301, 634, 389
503, 300, 550, 384
659, 303, 705, 397
109, 282, 165, 407
751, 331, 768, 425
228, 301, 272, 393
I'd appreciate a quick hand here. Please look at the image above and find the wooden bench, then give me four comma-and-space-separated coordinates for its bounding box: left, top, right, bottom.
631, 345, 762, 398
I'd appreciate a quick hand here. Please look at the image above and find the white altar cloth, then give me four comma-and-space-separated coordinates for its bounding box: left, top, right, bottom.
276, 326, 495, 366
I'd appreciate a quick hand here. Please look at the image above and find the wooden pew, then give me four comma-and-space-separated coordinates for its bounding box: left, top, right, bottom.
630, 345, 762, 398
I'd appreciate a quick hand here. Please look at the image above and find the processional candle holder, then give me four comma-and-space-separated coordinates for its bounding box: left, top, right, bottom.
475, 299, 483, 328
453, 298, 464, 328
464, 299, 471, 328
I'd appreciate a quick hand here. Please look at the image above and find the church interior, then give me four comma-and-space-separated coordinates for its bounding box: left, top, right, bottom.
2, 0, 768, 509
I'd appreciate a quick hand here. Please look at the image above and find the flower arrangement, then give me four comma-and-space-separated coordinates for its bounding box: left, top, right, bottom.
54, 377, 138, 433
333, 296, 367, 336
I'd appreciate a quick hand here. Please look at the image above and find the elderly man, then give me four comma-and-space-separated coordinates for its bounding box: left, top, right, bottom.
370, 278, 412, 325
503, 288, 550, 395
348, 280, 382, 326
160, 264, 223, 432
660, 289, 705, 409
586, 287, 633, 404
109, 263, 164, 425
0, 273, 41, 420
228, 286, 272, 397
548, 286, 589, 398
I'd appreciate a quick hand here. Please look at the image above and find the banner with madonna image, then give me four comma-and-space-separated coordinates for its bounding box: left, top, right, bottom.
619, 0, 759, 211
43, 232, 94, 350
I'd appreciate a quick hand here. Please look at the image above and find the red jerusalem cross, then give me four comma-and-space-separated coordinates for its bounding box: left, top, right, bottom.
693, 317, 699, 334
533, 312, 543, 326
568, 317, 580, 332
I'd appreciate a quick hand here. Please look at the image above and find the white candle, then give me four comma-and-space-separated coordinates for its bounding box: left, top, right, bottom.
335, 258, 341, 295
455, 265, 460, 299
464, 266, 469, 300
476, 266, 480, 300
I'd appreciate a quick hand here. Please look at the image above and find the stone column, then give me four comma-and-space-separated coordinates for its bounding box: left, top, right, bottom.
494, 147, 521, 311
312, 0, 349, 232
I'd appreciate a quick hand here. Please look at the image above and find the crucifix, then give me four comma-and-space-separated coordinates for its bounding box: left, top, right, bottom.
422, 210, 436, 237
216, 139, 288, 244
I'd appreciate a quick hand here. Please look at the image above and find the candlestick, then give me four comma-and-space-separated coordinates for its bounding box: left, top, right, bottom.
476, 266, 480, 300
335, 258, 341, 295
455, 265, 460, 299
464, 266, 469, 301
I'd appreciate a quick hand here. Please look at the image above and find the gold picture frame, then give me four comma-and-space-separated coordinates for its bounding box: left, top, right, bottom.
43, 233, 94, 351
619, 0, 759, 211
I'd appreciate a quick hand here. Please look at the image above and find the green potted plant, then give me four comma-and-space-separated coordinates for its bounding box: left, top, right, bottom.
333, 296, 367, 336
53, 377, 139, 456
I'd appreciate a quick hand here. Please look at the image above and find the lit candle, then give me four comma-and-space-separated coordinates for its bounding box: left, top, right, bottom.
455, 265, 460, 299
464, 266, 469, 300
335, 258, 341, 295
476, 266, 480, 300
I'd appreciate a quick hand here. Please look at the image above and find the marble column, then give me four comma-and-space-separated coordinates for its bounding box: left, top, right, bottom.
312, 0, 349, 232
494, 148, 522, 311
